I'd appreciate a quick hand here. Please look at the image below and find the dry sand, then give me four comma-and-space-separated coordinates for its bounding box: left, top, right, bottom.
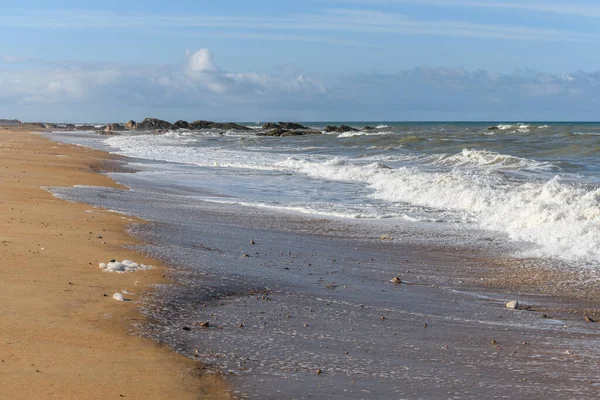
0, 127, 230, 399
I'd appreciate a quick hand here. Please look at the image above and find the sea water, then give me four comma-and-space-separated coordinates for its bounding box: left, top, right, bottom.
55, 122, 600, 267
47, 122, 600, 399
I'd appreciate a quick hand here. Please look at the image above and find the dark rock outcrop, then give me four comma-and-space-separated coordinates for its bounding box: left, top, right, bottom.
258, 128, 321, 137
262, 122, 309, 130
487, 126, 500, 131
135, 118, 173, 131
0, 119, 21, 126
74, 125, 95, 131
124, 120, 136, 130
189, 120, 251, 131
107, 123, 125, 131
324, 125, 357, 133
173, 120, 189, 130
364, 126, 375, 130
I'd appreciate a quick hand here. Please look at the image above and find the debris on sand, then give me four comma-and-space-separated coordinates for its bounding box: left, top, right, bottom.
584, 315, 596, 323
505, 300, 520, 310
390, 276, 402, 284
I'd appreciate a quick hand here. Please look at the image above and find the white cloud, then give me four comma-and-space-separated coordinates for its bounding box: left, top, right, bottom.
181, 49, 325, 96
1, 49, 599, 121
1, 7, 599, 43
330, 0, 600, 19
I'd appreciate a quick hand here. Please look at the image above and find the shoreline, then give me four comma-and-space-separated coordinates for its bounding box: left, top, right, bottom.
31, 127, 600, 398
0, 127, 229, 399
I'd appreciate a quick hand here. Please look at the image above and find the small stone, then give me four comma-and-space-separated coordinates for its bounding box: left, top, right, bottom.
112, 293, 125, 302
199, 321, 210, 328
505, 300, 519, 309
380, 315, 386, 320
390, 276, 402, 284
182, 326, 191, 331
239, 323, 244, 328
316, 368, 322, 375
250, 240, 255, 245
584, 315, 596, 323
304, 323, 309, 327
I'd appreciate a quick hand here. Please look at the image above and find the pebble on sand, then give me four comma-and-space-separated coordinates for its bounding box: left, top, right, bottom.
112, 293, 125, 301
505, 300, 520, 309
390, 276, 402, 284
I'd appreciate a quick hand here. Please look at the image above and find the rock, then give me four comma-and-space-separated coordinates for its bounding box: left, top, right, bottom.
505, 300, 519, 309
262, 122, 309, 130
0, 119, 21, 126
112, 293, 125, 301
22, 122, 46, 128
74, 125, 95, 131
124, 120, 136, 130
182, 326, 191, 331
262, 122, 280, 130
189, 120, 252, 131
324, 125, 358, 133
257, 128, 320, 137
44, 123, 58, 129
390, 276, 402, 284
106, 123, 125, 132
364, 126, 375, 130
199, 321, 210, 328
173, 120, 189, 129
584, 315, 596, 323
487, 126, 500, 131
316, 368, 322, 375
135, 117, 173, 131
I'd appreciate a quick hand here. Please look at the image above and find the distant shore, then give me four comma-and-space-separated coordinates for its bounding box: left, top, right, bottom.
0, 126, 229, 399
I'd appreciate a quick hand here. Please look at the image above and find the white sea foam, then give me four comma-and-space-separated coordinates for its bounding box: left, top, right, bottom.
104, 133, 600, 264
338, 131, 392, 138
277, 156, 600, 263
199, 197, 414, 220
490, 123, 531, 133
376, 124, 389, 129
427, 148, 552, 171
99, 259, 152, 273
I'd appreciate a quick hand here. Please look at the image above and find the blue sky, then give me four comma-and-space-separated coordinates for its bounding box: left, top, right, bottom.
1, 0, 600, 121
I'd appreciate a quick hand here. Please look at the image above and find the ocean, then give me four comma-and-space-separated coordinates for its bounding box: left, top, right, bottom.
48, 122, 600, 399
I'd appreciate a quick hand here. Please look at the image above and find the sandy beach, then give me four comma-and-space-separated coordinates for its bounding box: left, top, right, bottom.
0, 127, 229, 399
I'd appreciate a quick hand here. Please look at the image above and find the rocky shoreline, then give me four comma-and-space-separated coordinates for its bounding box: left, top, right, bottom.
5, 117, 379, 136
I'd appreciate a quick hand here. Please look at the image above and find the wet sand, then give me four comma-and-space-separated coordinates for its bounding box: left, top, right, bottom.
0, 127, 230, 399
48, 168, 600, 399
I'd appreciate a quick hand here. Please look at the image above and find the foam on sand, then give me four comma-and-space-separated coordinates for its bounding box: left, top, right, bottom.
99, 259, 153, 273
